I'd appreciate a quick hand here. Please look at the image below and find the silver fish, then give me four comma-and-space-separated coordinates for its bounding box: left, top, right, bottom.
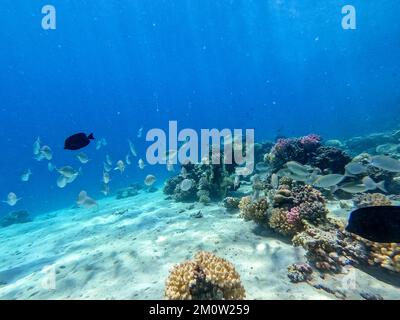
57, 166, 79, 178
271, 173, 279, 189
21, 169, 32, 182
76, 152, 90, 164
128, 139, 137, 157
138, 158, 145, 170
56, 175, 68, 188
105, 154, 113, 166
345, 162, 367, 175
137, 126, 143, 138
103, 161, 112, 172
114, 160, 125, 173
125, 154, 132, 165
339, 182, 368, 194
285, 161, 312, 176
144, 174, 156, 186
362, 176, 387, 193
33, 137, 41, 155
369, 155, 400, 172
313, 174, 345, 189
3, 192, 21, 206
375, 143, 399, 155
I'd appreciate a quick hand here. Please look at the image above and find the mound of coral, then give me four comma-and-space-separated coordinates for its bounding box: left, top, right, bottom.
164, 160, 236, 203
353, 193, 392, 208
238, 196, 268, 223
165, 251, 246, 300
265, 134, 351, 174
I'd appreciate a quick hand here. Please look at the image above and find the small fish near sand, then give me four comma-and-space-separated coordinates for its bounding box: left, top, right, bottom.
21, 169, 32, 182
64, 133, 94, 151
3, 192, 21, 206
76, 191, 98, 209
346, 206, 400, 243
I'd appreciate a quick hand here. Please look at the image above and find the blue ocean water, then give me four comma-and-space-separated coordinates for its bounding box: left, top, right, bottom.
0, 0, 399, 214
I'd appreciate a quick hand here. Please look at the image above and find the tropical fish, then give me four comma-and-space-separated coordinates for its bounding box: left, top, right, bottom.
285, 161, 312, 176
271, 173, 279, 189
234, 175, 240, 189
114, 160, 125, 174
76, 190, 98, 209
312, 174, 345, 189
101, 183, 110, 196
125, 154, 132, 165
57, 166, 79, 178
144, 174, 156, 186
33, 137, 41, 155
21, 169, 32, 182
64, 133, 94, 151
375, 143, 399, 155
362, 176, 387, 193
3, 192, 21, 206
96, 138, 107, 150
128, 139, 137, 157
102, 171, 111, 184
345, 162, 367, 175
369, 155, 400, 172
56, 175, 68, 188
48, 162, 56, 172
137, 126, 143, 138
180, 179, 193, 192
103, 161, 112, 172
346, 206, 400, 243
76, 152, 90, 164
138, 158, 145, 170
105, 155, 113, 166
40, 145, 53, 161
339, 182, 368, 194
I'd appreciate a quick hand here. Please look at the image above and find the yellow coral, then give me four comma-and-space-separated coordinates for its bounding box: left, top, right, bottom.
238, 196, 268, 223
165, 252, 246, 300
165, 261, 197, 300
353, 193, 392, 208
268, 208, 302, 237
367, 242, 400, 273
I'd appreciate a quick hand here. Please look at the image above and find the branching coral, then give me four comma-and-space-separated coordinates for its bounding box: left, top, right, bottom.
165, 252, 246, 300
366, 242, 400, 273
238, 196, 268, 223
353, 193, 392, 208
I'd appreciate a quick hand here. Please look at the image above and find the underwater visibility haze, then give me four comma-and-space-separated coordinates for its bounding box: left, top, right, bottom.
0, 0, 400, 300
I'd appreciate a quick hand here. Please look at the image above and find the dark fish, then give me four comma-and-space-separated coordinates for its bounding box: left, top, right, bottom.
346, 206, 400, 243
64, 133, 94, 150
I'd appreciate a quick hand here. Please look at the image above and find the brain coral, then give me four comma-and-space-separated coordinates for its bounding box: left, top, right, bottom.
165, 251, 246, 300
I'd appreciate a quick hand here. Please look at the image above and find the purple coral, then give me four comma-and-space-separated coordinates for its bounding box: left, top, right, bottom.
287, 206, 301, 225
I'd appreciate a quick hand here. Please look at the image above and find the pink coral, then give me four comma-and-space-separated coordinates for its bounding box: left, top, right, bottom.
287, 207, 301, 225
299, 134, 321, 146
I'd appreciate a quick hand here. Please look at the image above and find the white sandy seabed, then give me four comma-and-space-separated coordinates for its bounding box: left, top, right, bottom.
0, 189, 399, 300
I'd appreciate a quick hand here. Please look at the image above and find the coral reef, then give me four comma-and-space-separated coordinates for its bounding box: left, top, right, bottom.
353, 193, 392, 208
163, 160, 235, 203
268, 208, 302, 237
223, 197, 241, 211
238, 196, 268, 223
265, 134, 352, 174
287, 263, 313, 283
292, 222, 368, 273
292, 185, 328, 224
309, 146, 351, 174
266, 134, 322, 171
366, 242, 400, 273
0, 210, 32, 228
165, 251, 246, 300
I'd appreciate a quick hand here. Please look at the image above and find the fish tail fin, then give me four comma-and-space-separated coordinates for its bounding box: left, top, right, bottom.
377, 181, 387, 193
344, 170, 355, 178
88, 133, 95, 140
